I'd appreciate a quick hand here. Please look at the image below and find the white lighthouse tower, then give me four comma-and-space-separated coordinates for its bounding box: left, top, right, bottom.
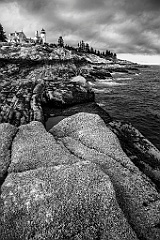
40, 28, 46, 44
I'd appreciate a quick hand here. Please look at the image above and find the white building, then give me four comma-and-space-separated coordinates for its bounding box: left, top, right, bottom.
40, 28, 46, 44
9, 28, 46, 44
8, 31, 27, 43
34, 29, 46, 44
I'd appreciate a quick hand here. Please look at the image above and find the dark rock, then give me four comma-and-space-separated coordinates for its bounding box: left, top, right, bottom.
89, 69, 112, 79
45, 83, 95, 107
109, 120, 160, 189
109, 121, 160, 169
44, 102, 112, 131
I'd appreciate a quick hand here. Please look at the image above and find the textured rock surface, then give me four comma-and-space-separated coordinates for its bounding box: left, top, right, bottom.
45, 81, 94, 107
44, 102, 112, 131
110, 121, 160, 168
0, 162, 138, 240
8, 121, 79, 173
0, 64, 95, 126
0, 113, 160, 239
0, 123, 17, 182
50, 113, 160, 240
109, 121, 160, 187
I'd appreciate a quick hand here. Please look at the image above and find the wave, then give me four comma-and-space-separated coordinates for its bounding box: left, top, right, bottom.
115, 77, 132, 81
111, 72, 126, 76
92, 88, 112, 93
95, 80, 127, 86
96, 103, 105, 107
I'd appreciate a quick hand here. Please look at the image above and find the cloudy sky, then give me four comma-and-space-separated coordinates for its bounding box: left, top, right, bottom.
1, 0, 160, 64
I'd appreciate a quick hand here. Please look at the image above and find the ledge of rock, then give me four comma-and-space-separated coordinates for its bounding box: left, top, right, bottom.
1, 162, 138, 240
0, 123, 17, 185
109, 121, 160, 188
0, 73, 95, 126
0, 112, 160, 240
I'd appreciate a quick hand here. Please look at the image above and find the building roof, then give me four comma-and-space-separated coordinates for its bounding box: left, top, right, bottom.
41, 29, 45, 34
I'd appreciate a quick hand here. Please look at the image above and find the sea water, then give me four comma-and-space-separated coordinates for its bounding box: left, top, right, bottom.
95, 65, 160, 150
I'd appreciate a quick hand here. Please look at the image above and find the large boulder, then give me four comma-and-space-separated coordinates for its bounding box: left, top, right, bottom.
8, 121, 79, 173
70, 75, 87, 86
0, 123, 17, 183
45, 82, 95, 107
109, 120, 160, 168
1, 112, 160, 240
0, 162, 138, 240
50, 112, 160, 240
44, 102, 112, 131
109, 120, 160, 188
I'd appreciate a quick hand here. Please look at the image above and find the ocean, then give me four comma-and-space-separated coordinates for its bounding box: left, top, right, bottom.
94, 65, 160, 150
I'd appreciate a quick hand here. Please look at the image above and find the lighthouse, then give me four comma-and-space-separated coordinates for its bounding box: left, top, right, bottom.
40, 28, 46, 44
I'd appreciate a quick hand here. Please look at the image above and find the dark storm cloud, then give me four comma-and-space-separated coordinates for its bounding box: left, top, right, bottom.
124, 0, 160, 13
0, 0, 48, 11
0, 0, 160, 54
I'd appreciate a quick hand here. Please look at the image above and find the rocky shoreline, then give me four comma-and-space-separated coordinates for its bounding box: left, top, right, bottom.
0, 44, 160, 240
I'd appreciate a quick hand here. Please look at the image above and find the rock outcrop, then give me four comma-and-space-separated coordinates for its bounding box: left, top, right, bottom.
8, 121, 79, 173
49, 113, 160, 240
1, 162, 138, 240
0, 123, 17, 184
0, 65, 95, 126
0, 44, 111, 64
109, 121, 160, 187
0, 113, 160, 240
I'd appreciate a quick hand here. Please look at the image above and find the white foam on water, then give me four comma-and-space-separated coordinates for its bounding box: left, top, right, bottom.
92, 88, 112, 93
96, 103, 105, 107
95, 80, 126, 86
97, 78, 113, 82
116, 77, 132, 81
111, 72, 126, 76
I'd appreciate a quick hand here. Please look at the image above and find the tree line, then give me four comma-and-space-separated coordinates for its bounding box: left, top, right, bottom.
58, 37, 117, 59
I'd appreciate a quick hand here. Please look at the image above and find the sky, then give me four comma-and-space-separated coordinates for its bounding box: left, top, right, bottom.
0, 0, 160, 65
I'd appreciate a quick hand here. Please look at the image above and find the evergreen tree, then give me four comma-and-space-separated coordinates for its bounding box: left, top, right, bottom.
105, 50, 109, 56
79, 41, 82, 50
110, 52, 113, 58
0, 23, 7, 42
113, 53, 117, 59
85, 43, 90, 52
81, 40, 85, 51
90, 47, 94, 53
58, 36, 64, 47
